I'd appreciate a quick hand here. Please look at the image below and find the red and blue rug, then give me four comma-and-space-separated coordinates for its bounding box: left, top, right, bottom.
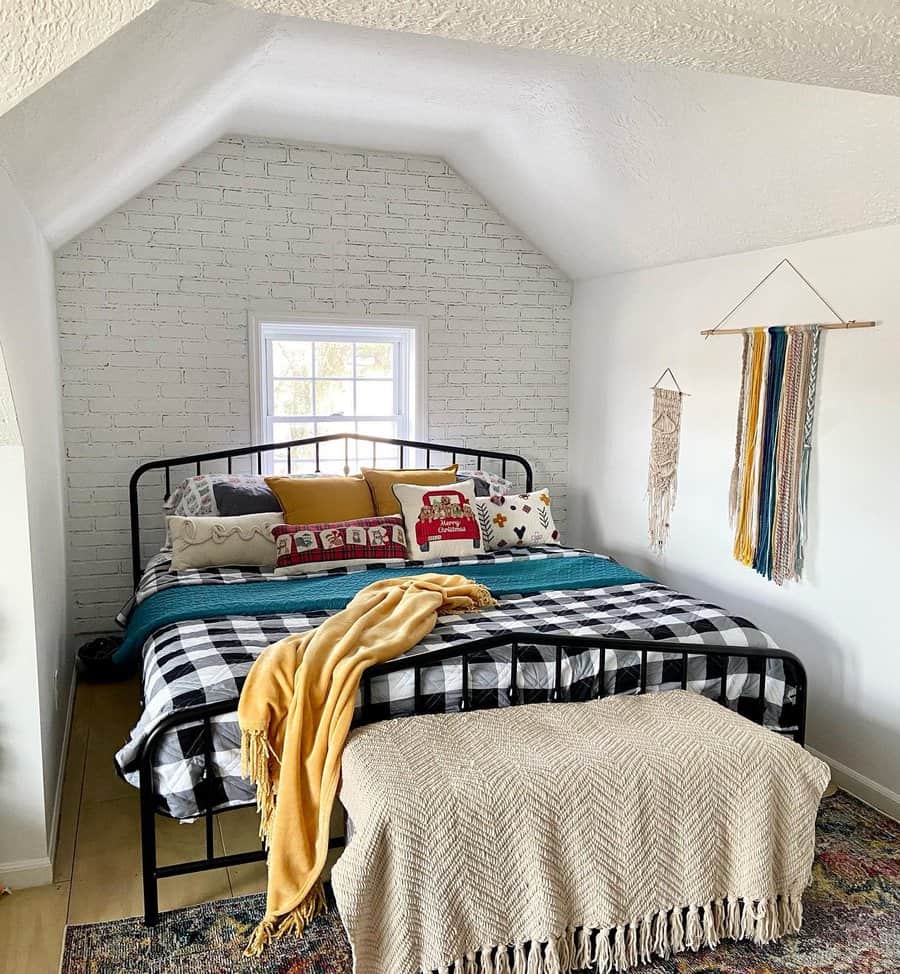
61, 791, 899, 973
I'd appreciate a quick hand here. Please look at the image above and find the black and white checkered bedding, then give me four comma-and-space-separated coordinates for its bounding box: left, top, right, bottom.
114, 547, 800, 821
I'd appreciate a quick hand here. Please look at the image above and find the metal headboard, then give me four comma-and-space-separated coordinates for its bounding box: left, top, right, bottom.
128, 433, 534, 586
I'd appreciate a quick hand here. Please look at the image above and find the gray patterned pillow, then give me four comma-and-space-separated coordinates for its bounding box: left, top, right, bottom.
457, 469, 514, 497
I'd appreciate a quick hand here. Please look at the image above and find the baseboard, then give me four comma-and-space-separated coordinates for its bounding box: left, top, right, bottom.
47, 671, 79, 869
809, 746, 900, 823
0, 856, 53, 888
0, 673, 77, 891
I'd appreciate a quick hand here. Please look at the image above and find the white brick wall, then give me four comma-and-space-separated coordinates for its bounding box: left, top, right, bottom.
56, 136, 572, 635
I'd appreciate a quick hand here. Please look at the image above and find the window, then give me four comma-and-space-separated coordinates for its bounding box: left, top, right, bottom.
250, 317, 423, 474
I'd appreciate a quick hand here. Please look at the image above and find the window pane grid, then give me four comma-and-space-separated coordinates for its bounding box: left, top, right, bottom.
258, 321, 414, 467
267, 339, 401, 426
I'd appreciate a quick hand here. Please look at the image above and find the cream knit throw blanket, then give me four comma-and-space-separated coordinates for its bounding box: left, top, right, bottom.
332, 691, 829, 974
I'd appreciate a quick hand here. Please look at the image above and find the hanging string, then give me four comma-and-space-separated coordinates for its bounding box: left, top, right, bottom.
705, 258, 848, 340
651, 367, 690, 395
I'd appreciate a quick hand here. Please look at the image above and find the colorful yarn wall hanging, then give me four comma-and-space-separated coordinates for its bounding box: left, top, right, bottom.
728, 326, 821, 583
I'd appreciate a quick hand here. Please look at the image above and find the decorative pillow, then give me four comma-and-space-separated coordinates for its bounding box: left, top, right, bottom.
392, 480, 482, 561
457, 469, 514, 497
272, 516, 408, 576
213, 479, 281, 516
474, 489, 559, 550
362, 465, 458, 516
265, 474, 376, 524
165, 473, 328, 517
167, 512, 284, 570
165, 474, 221, 516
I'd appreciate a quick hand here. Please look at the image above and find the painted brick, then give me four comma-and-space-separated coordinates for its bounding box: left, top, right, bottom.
56, 136, 572, 635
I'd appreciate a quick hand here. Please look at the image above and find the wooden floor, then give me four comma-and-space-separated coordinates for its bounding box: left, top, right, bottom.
0, 676, 268, 974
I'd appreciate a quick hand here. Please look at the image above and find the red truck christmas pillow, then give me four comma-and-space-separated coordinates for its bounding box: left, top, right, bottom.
392, 480, 483, 561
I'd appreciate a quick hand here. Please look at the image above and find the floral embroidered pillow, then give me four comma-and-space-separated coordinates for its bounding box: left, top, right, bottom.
474, 489, 560, 550
271, 516, 408, 576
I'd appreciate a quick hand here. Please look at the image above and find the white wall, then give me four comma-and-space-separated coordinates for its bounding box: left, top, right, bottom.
56, 135, 572, 635
0, 165, 70, 885
570, 223, 900, 809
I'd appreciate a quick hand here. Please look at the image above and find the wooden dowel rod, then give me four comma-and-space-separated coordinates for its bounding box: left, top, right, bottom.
701, 320, 876, 336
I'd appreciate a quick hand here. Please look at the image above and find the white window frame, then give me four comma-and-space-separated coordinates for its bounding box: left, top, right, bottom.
249, 314, 426, 463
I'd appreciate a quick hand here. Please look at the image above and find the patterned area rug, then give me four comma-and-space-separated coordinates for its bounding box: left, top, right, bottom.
62, 791, 899, 973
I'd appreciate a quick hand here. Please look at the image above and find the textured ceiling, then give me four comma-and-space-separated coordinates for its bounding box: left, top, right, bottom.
1, 1, 898, 279
0, 0, 157, 119
2, 0, 898, 121
236, 0, 900, 97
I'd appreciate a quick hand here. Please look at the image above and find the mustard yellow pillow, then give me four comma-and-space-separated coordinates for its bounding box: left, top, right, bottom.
362, 465, 458, 516
264, 475, 376, 524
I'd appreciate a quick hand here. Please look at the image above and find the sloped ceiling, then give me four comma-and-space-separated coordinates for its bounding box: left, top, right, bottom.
1, 0, 899, 279
3, 0, 898, 122
0, 0, 157, 119
237, 0, 900, 97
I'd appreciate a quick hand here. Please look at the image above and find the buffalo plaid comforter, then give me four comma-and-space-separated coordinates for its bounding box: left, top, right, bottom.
114, 546, 801, 820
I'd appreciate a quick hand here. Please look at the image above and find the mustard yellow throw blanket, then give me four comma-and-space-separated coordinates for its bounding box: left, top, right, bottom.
237, 573, 496, 954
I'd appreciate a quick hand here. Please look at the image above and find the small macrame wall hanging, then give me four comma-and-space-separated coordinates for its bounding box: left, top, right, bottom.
647, 368, 687, 552
703, 258, 876, 584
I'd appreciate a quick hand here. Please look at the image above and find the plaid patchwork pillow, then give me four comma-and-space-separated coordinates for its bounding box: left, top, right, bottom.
272, 516, 408, 576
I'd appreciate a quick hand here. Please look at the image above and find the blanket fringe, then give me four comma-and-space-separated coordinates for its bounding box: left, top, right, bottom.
436, 584, 497, 615
243, 882, 326, 957
240, 728, 276, 843
441, 893, 803, 974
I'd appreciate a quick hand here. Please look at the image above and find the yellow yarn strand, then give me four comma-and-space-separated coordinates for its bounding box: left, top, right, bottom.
733, 330, 767, 565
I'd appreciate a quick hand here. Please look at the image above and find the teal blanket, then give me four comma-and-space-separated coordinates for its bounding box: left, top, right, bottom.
114, 555, 649, 669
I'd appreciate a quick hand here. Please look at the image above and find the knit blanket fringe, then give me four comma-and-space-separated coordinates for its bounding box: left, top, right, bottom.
438, 583, 495, 614
436, 894, 804, 974
240, 728, 277, 844
244, 882, 327, 957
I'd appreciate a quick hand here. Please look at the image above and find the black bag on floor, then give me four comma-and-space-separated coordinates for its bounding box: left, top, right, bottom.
77, 636, 124, 681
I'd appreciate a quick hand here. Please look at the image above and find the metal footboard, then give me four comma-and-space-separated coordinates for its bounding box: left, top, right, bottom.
137, 633, 807, 925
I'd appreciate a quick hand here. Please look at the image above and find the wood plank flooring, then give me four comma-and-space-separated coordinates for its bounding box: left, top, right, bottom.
0, 676, 267, 974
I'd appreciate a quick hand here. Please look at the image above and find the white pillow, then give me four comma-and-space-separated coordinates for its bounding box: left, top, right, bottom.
167, 512, 284, 570
392, 480, 482, 561
473, 489, 560, 550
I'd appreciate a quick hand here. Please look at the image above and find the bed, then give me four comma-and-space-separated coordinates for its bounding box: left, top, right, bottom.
113, 432, 807, 926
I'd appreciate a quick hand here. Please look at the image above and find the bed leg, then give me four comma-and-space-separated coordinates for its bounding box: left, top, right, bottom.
140, 771, 160, 926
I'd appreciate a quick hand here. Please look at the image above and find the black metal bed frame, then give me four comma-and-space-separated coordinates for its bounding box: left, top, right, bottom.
129, 432, 534, 587
128, 434, 808, 927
